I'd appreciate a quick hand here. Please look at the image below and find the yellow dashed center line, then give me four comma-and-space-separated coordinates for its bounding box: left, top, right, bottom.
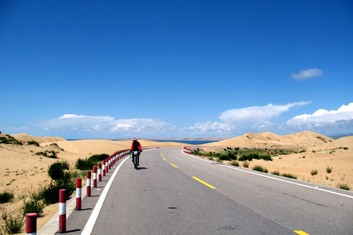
170, 163, 178, 168
192, 176, 216, 189
294, 231, 310, 235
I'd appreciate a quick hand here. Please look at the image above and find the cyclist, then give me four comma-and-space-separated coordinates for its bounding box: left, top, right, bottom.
130, 138, 142, 165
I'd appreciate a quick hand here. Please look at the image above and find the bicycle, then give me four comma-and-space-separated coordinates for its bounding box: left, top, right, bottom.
131, 151, 140, 169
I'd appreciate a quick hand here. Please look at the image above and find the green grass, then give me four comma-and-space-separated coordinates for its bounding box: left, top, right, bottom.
1, 209, 24, 234
22, 193, 44, 217
192, 148, 277, 162
252, 165, 268, 173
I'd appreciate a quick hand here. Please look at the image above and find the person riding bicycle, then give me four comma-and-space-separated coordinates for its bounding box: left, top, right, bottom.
130, 138, 142, 163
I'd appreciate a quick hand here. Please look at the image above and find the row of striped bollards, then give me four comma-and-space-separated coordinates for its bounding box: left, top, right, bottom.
25, 150, 131, 235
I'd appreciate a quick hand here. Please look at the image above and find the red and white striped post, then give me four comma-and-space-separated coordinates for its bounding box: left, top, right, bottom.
98, 163, 102, 181
105, 158, 109, 173
102, 160, 106, 176
26, 213, 37, 235
86, 171, 91, 197
58, 189, 66, 233
76, 178, 82, 210
93, 166, 97, 188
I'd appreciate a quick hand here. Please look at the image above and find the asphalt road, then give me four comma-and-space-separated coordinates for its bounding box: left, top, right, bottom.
66, 148, 353, 235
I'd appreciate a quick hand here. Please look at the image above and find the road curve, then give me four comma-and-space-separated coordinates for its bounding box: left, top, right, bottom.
66, 148, 353, 235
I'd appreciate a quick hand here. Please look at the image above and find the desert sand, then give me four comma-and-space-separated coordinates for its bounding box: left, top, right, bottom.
203, 130, 353, 190
0, 131, 352, 233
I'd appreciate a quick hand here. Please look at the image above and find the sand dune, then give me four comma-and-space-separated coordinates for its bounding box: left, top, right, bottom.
204, 130, 334, 149
311, 136, 353, 151
12, 133, 66, 143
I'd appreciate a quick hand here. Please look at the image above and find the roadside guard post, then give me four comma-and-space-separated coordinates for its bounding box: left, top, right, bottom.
98, 163, 102, 181
26, 213, 38, 235
86, 171, 91, 197
58, 189, 66, 233
76, 178, 82, 210
93, 166, 97, 188
102, 159, 106, 176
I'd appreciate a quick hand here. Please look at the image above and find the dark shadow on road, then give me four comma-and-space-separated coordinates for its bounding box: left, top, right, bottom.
136, 167, 148, 170
78, 208, 92, 211
55, 229, 81, 234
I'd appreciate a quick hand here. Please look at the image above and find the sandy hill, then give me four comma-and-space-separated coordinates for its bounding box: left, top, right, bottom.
258, 132, 282, 141
204, 130, 334, 149
12, 133, 66, 143
282, 130, 334, 147
50, 139, 185, 155
205, 132, 284, 149
311, 136, 353, 151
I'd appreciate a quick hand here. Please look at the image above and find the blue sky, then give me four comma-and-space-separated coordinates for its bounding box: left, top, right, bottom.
1, 0, 352, 139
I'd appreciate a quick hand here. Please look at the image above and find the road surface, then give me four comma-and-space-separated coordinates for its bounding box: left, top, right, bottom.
65, 148, 353, 235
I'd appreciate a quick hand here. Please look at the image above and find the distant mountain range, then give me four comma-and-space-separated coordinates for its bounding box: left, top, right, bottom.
330, 133, 353, 139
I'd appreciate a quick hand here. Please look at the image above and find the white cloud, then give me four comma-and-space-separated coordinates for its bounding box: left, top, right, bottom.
188, 121, 232, 133
220, 102, 310, 123
39, 102, 353, 138
43, 114, 172, 134
287, 103, 353, 130
188, 102, 310, 134
291, 68, 324, 80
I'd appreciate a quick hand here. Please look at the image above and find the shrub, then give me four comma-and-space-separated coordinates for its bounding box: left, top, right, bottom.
326, 166, 332, 174
1, 209, 24, 234
75, 158, 91, 170
281, 173, 297, 179
337, 182, 351, 190
0, 192, 14, 204
75, 154, 109, 171
0, 135, 22, 145
35, 150, 57, 158
41, 161, 74, 204
27, 140, 40, 147
22, 194, 44, 217
88, 154, 109, 163
271, 171, 280, 176
242, 161, 249, 168
311, 169, 318, 176
48, 161, 69, 181
219, 154, 231, 161
230, 161, 239, 167
39, 178, 75, 205
252, 165, 268, 173
238, 153, 272, 161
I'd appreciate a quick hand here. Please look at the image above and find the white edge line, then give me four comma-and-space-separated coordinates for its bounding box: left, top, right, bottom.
180, 150, 353, 200
81, 157, 130, 235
